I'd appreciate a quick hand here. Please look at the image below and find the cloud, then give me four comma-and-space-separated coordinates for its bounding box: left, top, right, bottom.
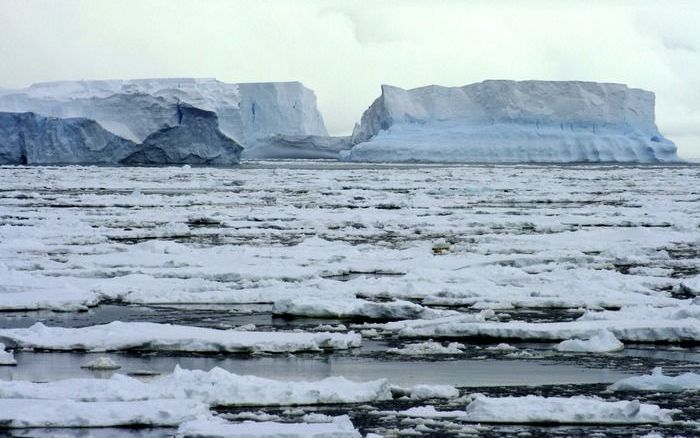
0, 0, 698, 157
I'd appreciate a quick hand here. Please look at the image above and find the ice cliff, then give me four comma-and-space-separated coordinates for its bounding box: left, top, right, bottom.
345, 80, 680, 163
0, 78, 330, 164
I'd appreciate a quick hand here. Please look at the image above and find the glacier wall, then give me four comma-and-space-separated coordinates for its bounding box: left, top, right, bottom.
0, 78, 328, 163
346, 81, 680, 163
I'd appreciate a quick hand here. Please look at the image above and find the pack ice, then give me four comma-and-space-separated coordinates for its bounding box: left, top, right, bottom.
345, 80, 680, 163
0, 78, 333, 164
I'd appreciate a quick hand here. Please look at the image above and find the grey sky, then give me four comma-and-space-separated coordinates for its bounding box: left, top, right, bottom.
1, 0, 699, 158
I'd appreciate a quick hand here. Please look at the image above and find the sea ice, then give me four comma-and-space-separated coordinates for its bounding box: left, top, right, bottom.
396, 311, 700, 343
555, 329, 625, 353
177, 415, 361, 438
273, 297, 455, 320
0, 365, 393, 406
0, 398, 211, 428
609, 367, 700, 392
0, 322, 361, 353
387, 341, 465, 355
463, 394, 677, 424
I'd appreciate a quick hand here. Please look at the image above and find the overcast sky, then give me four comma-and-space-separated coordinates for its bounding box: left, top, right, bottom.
1, 0, 699, 158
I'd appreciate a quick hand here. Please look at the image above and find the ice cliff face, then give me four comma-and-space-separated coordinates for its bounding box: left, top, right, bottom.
346, 81, 679, 163
0, 78, 328, 163
0, 112, 137, 165
123, 105, 242, 165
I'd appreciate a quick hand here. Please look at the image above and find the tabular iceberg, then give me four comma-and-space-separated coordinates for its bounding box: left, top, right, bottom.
344, 80, 680, 163
0, 78, 332, 164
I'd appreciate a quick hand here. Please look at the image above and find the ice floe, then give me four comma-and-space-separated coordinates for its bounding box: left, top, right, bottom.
80, 356, 121, 370
463, 394, 677, 424
177, 415, 360, 438
555, 329, 625, 353
0, 322, 361, 353
0, 398, 211, 428
0, 365, 393, 406
274, 297, 455, 320
387, 341, 465, 355
398, 317, 700, 342
609, 367, 700, 392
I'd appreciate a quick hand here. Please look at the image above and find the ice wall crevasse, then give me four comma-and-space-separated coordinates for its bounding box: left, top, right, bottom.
346, 80, 680, 163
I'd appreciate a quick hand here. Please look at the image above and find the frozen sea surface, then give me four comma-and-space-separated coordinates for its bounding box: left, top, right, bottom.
0, 161, 699, 436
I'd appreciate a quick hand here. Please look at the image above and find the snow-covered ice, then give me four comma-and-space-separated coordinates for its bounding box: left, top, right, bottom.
555, 329, 625, 353
463, 394, 677, 424
396, 308, 700, 343
0, 322, 361, 353
273, 297, 455, 320
0, 398, 211, 428
177, 415, 361, 438
1, 164, 697, 317
346, 81, 679, 163
0, 365, 392, 406
609, 367, 700, 392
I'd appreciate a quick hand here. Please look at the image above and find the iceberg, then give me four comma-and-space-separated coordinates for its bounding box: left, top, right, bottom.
345, 80, 680, 163
0, 112, 137, 164
122, 104, 242, 165
0, 78, 329, 163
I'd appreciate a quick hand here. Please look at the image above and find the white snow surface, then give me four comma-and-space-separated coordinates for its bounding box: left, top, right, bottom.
0, 398, 211, 428
0, 322, 361, 353
0, 365, 392, 406
609, 367, 700, 392
0, 78, 328, 147
177, 415, 361, 438
347, 81, 679, 163
555, 329, 625, 353
463, 394, 677, 424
